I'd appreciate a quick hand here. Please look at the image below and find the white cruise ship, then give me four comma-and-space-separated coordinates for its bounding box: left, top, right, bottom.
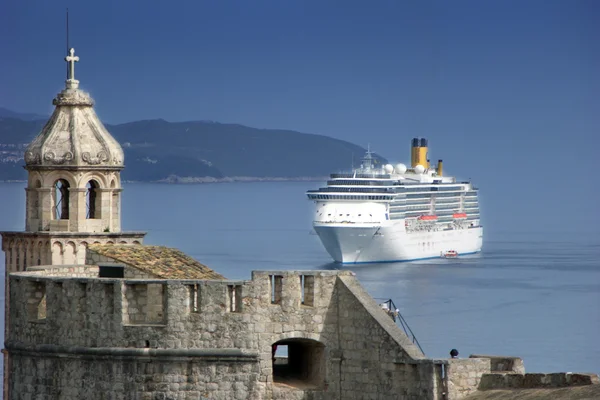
307, 138, 483, 263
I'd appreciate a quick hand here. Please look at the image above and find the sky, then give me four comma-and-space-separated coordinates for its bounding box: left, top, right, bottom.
1, 0, 599, 232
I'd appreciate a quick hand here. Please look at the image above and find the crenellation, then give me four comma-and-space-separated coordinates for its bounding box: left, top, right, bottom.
6, 269, 478, 399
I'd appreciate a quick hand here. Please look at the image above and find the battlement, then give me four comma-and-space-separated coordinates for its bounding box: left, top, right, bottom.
7, 267, 598, 399
7, 267, 442, 398
8, 268, 358, 349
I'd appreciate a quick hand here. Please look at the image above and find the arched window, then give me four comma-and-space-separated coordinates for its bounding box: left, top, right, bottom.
53, 179, 70, 219
272, 338, 326, 388
86, 180, 100, 219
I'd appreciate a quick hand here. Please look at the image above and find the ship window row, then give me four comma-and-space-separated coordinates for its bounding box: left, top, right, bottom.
330, 173, 392, 179
406, 193, 464, 199
405, 211, 428, 215
405, 198, 431, 204
327, 180, 393, 186
309, 194, 393, 201
435, 201, 461, 206
435, 210, 460, 215
403, 190, 444, 195
403, 211, 476, 218
406, 207, 430, 212
436, 204, 461, 210
405, 197, 430, 201
433, 198, 461, 204
436, 201, 460, 206
402, 186, 464, 193
465, 192, 478, 197
430, 187, 465, 192
315, 187, 393, 194
435, 193, 464, 198
406, 205, 430, 210
435, 204, 460, 209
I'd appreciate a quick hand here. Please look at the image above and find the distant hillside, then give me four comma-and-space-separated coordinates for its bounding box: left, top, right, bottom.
0, 107, 47, 121
0, 113, 386, 182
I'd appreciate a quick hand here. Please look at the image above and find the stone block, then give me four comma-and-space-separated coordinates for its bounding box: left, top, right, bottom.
568, 373, 599, 386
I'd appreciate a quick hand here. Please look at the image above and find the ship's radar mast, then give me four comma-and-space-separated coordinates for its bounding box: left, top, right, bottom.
359, 144, 376, 172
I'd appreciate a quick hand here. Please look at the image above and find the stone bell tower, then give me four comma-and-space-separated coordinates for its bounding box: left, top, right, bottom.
0, 48, 146, 271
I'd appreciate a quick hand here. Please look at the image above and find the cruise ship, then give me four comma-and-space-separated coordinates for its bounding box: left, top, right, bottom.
307, 138, 483, 263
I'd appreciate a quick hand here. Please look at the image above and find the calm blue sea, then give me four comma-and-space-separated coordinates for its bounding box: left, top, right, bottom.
0, 181, 598, 377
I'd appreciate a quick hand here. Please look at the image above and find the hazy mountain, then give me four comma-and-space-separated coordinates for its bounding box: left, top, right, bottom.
0, 112, 386, 182
0, 107, 47, 121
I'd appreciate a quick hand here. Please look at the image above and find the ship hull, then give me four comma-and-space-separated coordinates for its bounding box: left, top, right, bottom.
313, 223, 483, 264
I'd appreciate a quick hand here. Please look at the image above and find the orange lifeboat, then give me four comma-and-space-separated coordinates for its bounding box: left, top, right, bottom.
442, 250, 459, 258
453, 213, 467, 219
418, 215, 438, 221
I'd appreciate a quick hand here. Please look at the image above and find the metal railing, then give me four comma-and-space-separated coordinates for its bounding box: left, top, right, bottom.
375, 298, 424, 355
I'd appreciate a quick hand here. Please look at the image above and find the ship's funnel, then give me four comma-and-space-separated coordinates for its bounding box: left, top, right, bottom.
411, 137, 429, 168
437, 159, 443, 176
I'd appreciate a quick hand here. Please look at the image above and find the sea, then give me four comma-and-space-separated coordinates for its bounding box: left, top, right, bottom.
0, 181, 598, 380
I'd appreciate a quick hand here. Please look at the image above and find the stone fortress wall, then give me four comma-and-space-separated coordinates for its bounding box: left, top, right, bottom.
8, 268, 453, 400
8, 266, 598, 400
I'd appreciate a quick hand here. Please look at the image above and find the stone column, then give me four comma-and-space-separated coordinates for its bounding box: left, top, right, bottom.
70, 188, 88, 232
38, 188, 53, 231
98, 188, 113, 231
111, 189, 122, 232
24, 188, 32, 230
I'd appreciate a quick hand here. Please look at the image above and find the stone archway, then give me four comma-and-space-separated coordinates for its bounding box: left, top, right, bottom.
271, 338, 326, 388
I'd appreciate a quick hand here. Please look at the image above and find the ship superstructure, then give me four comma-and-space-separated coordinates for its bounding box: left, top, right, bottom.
307, 138, 483, 263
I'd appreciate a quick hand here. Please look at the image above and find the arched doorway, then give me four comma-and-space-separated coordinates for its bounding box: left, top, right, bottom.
271, 338, 326, 388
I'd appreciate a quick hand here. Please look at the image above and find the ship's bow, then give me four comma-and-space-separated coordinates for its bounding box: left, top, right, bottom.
313, 224, 380, 263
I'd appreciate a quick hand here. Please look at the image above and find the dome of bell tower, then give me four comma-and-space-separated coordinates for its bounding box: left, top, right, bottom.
24, 48, 124, 169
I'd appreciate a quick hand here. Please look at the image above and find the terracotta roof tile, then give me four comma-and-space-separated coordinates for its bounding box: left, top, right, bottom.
88, 244, 225, 280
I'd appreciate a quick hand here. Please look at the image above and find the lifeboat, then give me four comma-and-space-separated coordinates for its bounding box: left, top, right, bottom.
442, 250, 458, 258
452, 213, 467, 219
418, 215, 438, 221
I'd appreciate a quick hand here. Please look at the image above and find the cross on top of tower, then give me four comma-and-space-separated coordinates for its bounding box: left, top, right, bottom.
65, 48, 79, 85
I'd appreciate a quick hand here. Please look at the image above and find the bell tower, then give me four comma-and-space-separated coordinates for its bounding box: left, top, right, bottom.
1, 48, 145, 270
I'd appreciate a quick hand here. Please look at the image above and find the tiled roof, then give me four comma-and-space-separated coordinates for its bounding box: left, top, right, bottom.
88, 244, 226, 280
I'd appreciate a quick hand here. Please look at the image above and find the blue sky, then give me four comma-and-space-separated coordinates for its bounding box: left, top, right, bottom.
1, 0, 599, 232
